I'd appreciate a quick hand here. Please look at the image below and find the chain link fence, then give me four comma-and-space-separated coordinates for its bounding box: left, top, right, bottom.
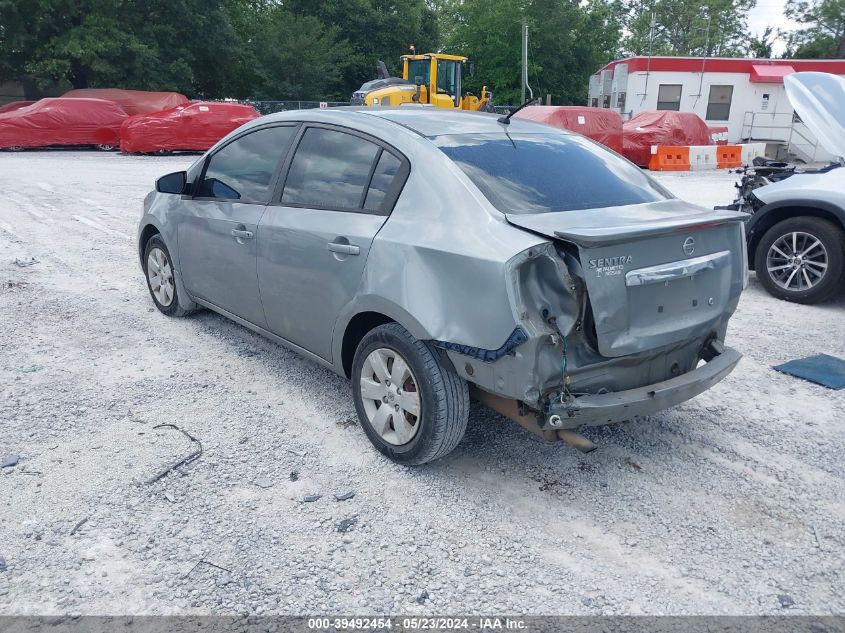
215, 99, 516, 116
244, 100, 350, 115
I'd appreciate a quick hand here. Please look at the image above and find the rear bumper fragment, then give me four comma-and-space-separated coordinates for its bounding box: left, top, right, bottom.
547, 345, 741, 429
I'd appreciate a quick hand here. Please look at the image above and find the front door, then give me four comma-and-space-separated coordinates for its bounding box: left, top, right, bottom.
257, 125, 408, 361
177, 124, 298, 327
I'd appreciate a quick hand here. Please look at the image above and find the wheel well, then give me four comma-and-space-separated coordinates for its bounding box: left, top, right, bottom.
139, 224, 160, 261
748, 206, 844, 269
341, 312, 394, 378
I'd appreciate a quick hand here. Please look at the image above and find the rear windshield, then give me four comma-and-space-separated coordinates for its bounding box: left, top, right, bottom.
434, 133, 672, 214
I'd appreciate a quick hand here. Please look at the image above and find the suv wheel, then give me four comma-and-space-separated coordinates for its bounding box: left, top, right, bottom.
352, 323, 469, 465
143, 235, 193, 316
755, 217, 845, 304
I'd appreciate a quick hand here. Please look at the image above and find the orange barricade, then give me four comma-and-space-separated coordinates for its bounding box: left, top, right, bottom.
647, 146, 691, 171
716, 145, 742, 169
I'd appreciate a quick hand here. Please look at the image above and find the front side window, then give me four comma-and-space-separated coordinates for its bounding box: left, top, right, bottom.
706, 85, 733, 121
437, 60, 458, 96
616, 92, 627, 110
406, 59, 430, 86
435, 133, 672, 215
197, 126, 296, 203
282, 127, 393, 211
657, 84, 682, 111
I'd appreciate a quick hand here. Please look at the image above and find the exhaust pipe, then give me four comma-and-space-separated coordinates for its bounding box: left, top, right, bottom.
470, 386, 597, 452
556, 429, 597, 453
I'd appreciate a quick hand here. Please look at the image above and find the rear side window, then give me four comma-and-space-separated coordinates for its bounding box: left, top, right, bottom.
282, 128, 383, 211
364, 151, 401, 211
435, 133, 672, 215
197, 125, 296, 203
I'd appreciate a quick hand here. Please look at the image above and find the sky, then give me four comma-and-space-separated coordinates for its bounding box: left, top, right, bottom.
746, 0, 802, 55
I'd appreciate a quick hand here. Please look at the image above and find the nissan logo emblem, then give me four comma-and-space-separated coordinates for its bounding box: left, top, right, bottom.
683, 237, 695, 256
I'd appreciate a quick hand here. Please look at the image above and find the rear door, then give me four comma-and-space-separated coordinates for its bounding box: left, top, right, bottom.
177, 124, 298, 327
257, 124, 409, 361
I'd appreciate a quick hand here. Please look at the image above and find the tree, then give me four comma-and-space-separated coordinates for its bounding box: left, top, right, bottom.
747, 25, 776, 57
230, 4, 352, 100
783, 0, 845, 58
285, 0, 440, 97
623, 0, 756, 57
0, 0, 243, 96
441, 0, 623, 105
0, 0, 626, 103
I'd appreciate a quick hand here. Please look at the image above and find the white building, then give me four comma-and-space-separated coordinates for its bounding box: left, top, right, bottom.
588, 56, 845, 162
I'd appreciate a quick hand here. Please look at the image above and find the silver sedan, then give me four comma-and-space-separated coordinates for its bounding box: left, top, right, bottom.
138, 107, 746, 464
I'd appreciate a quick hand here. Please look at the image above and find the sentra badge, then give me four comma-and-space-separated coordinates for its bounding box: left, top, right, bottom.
588, 255, 633, 277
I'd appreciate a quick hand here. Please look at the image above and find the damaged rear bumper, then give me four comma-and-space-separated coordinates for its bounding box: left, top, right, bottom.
547, 345, 742, 429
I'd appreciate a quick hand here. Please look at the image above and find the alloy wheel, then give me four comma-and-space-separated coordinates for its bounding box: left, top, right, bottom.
359, 348, 421, 446
766, 231, 828, 292
147, 247, 175, 307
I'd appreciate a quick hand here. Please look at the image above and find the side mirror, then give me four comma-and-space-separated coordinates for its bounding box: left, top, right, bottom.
469, 62, 476, 77
413, 76, 424, 103
156, 171, 188, 195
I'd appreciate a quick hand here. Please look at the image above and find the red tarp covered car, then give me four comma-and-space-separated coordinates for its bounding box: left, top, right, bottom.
0, 101, 35, 114
622, 111, 713, 166
120, 102, 260, 153
513, 106, 624, 153
62, 88, 189, 116
708, 125, 729, 145
0, 98, 127, 150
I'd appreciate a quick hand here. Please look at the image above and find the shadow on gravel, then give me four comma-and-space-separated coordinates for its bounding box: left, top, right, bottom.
188, 308, 706, 484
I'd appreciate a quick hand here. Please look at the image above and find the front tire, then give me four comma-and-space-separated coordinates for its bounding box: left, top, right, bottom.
143, 235, 192, 317
352, 323, 469, 465
754, 217, 844, 304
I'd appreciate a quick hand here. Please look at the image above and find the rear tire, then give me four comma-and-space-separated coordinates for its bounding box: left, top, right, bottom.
754, 217, 844, 304
352, 323, 469, 465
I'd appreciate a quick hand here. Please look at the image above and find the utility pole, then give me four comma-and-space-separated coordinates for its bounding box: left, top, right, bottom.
693, 14, 711, 107
521, 18, 533, 103
702, 15, 712, 60
640, 12, 656, 104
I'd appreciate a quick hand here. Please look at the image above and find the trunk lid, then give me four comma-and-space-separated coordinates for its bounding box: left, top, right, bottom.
507, 200, 747, 358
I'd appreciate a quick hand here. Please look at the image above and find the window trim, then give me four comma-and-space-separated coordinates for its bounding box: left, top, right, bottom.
656, 83, 683, 111
615, 91, 626, 110
192, 122, 301, 205
705, 84, 733, 121
271, 122, 411, 217
360, 147, 383, 209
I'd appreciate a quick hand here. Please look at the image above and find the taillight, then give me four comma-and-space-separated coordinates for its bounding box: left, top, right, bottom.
675, 221, 725, 232
739, 222, 749, 289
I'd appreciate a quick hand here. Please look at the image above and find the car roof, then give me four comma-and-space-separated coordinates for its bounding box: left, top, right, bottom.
258, 105, 566, 139
361, 107, 560, 137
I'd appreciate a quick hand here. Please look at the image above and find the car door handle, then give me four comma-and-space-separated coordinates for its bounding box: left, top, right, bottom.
327, 242, 360, 256
231, 229, 254, 240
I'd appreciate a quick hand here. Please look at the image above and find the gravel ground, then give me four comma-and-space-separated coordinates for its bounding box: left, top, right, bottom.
0, 151, 843, 616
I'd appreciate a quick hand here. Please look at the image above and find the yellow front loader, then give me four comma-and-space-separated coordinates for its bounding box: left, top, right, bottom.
350, 53, 494, 111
